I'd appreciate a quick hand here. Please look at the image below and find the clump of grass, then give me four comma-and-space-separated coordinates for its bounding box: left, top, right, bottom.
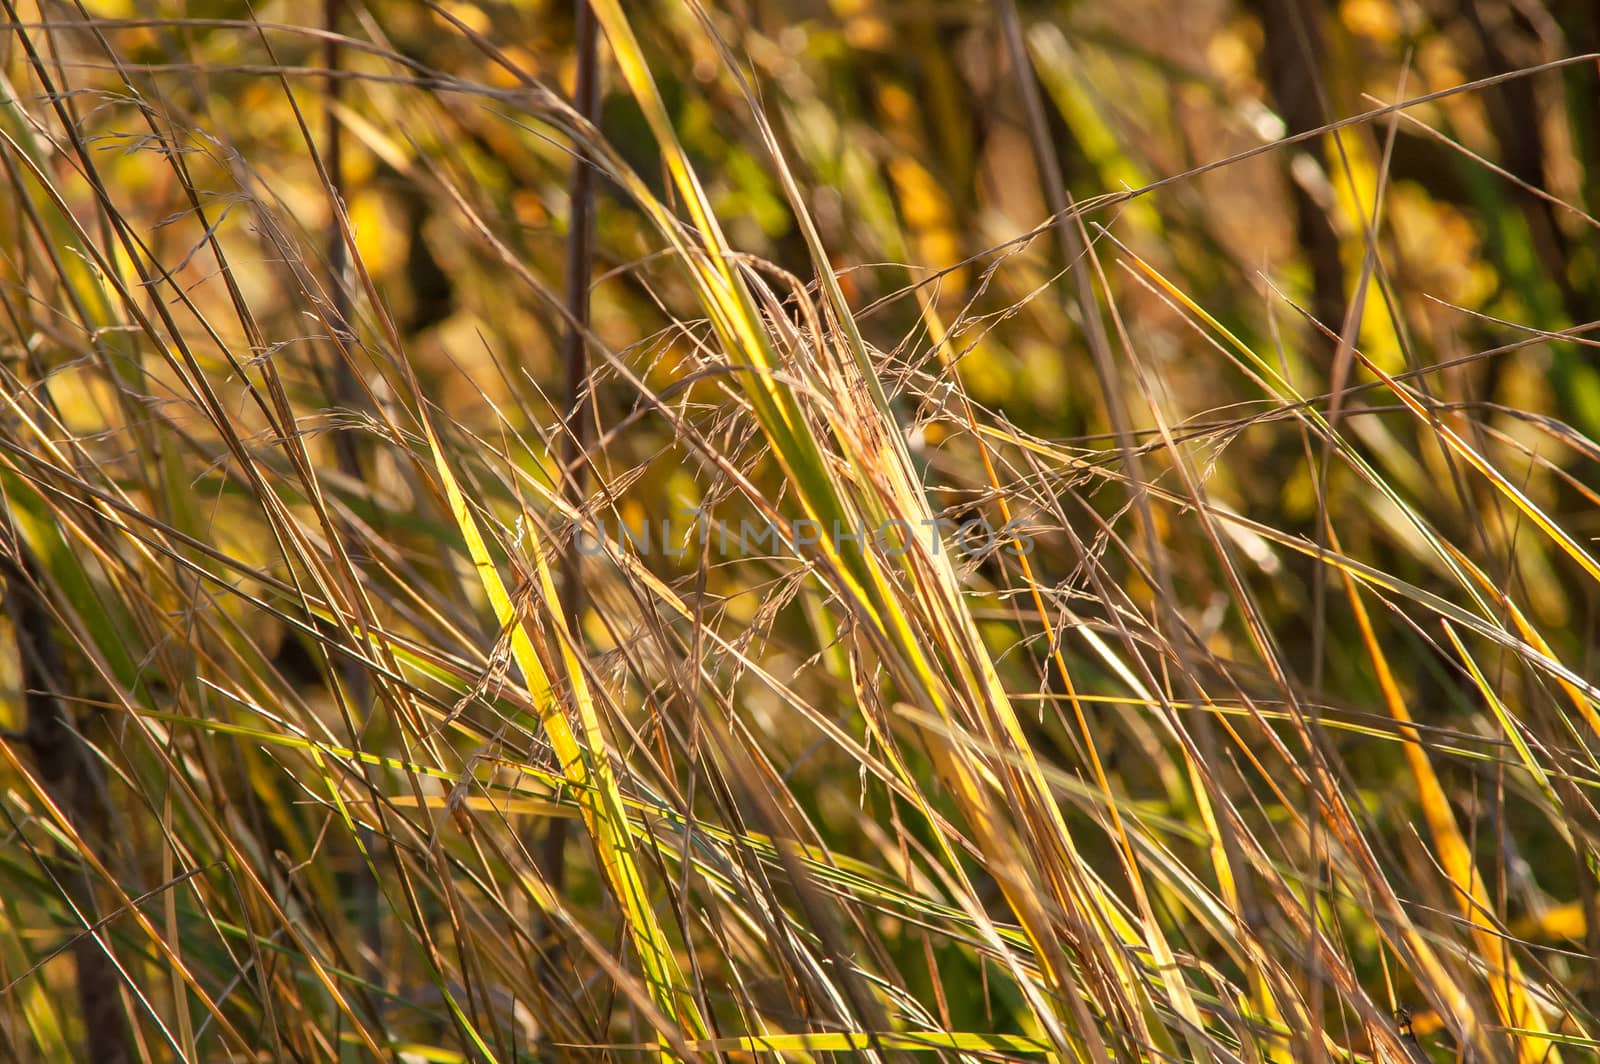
1, 2, 1598, 1061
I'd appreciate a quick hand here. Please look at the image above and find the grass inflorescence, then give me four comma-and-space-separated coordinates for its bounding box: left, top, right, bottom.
1, 2, 1598, 1061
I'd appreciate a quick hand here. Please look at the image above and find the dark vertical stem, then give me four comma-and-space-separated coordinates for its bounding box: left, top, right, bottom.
1251, 0, 1346, 344
323, 0, 383, 970
1219, 7, 1345, 1046
323, 0, 363, 485
1251, 0, 1343, 706
546, 0, 602, 901
2, 547, 131, 1064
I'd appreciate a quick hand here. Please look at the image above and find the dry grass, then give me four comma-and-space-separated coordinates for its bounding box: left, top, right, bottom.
1, 2, 1599, 1061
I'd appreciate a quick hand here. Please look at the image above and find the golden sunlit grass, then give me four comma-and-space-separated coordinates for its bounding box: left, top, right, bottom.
2, 2, 1599, 1061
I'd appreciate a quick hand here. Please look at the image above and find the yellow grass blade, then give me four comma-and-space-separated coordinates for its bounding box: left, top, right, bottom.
419, 413, 704, 1050
1339, 551, 1559, 1063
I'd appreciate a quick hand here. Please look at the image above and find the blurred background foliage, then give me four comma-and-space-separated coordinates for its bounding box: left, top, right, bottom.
3, 0, 1600, 1060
